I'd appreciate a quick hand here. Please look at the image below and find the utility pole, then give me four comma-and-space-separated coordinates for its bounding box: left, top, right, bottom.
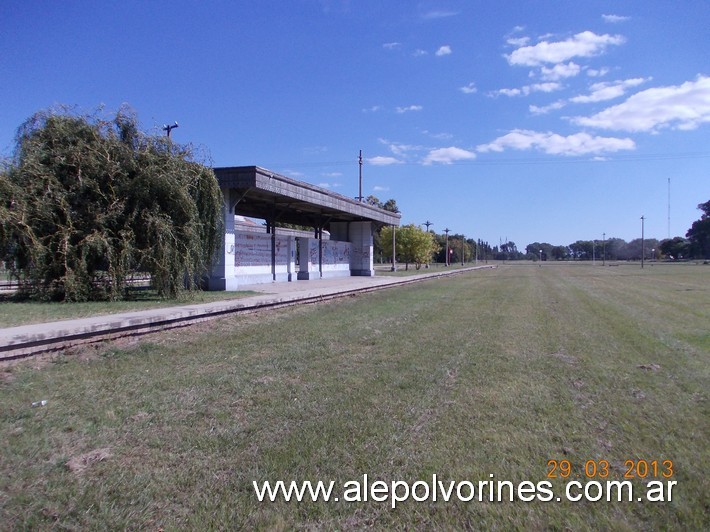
641, 215, 646, 269
444, 228, 450, 267
667, 177, 671, 239
391, 225, 397, 272
358, 150, 363, 202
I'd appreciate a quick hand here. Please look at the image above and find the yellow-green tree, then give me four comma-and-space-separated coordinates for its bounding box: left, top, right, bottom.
381, 224, 439, 270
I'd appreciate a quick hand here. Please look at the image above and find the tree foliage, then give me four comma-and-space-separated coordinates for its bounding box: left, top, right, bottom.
0, 107, 223, 301
659, 237, 690, 260
686, 200, 710, 259
366, 195, 401, 262
381, 224, 439, 270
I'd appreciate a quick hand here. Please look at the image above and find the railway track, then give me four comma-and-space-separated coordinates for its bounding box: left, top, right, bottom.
0, 266, 495, 361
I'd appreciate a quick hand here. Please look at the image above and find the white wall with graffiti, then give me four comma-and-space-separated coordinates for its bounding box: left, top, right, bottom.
234, 231, 296, 284
297, 238, 352, 280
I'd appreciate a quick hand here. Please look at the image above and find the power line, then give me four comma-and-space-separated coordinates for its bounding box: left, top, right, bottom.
255, 151, 710, 170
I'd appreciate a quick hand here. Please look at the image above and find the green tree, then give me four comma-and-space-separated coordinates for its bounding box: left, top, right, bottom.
367, 196, 400, 262
659, 237, 690, 260
551, 245, 570, 260
0, 107, 223, 301
686, 200, 710, 259
620, 238, 659, 261
381, 224, 438, 270
604, 237, 627, 260
445, 236, 472, 264
495, 241, 522, 260
525, 242, 554, 261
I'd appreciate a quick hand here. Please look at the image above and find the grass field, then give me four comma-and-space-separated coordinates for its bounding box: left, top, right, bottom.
0, 289, 257, 328
375, 261, 475, 276
1, 263, 708, 529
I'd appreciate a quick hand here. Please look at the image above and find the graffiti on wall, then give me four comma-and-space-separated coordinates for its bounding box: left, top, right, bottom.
235, 232, 291, 267
301, 239, 352, 270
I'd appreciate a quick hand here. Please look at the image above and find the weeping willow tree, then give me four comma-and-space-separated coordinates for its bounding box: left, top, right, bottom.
0, 107, 223, 301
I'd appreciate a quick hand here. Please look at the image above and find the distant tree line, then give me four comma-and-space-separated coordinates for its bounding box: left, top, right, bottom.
375, 198, 710, 266
522, 201, 709, 261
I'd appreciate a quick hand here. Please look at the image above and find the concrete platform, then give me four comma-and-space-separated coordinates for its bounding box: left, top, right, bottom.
0, 266, 495, 360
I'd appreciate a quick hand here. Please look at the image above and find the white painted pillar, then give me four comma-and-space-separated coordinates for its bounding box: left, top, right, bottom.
206, 187, 239, 290
349, 221, 375, 276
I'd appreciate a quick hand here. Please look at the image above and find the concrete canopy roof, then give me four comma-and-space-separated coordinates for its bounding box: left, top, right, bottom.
214, 166, 401, 227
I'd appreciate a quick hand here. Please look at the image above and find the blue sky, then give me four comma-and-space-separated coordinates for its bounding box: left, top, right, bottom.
2, 1, 708, 248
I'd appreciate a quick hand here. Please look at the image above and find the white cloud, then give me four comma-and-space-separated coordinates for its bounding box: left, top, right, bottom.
602, 14, 630, 23
587, 67, 610, 77
396, 105, 423, 113
422, 146, 476, 165
491, 82, 562, 97
362, 105, 382, 113
459, 82, 477, 94
540, 61, 581, 81
419, 129, 454, 141
368, 156, 403, 166
383, 42, 401, 50
507, 31, 625, 66
531, 82, 563, 93
570, 77, 650, 103
378, 138, 421, 157
436, 45, 452, 56
413, 49, 428, 57
477, 129, 635, 156
373, 185, 390, 192
420, 10, 458, 20
572, 75, 710, 132
530, 100, 567, 115
317, 182, 342, 188
507, 36, 530, 47
494, 88, 522, 97
303, 145, 328, 155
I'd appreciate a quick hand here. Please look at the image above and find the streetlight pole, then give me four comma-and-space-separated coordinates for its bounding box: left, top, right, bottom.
641, 215, 645, 269
163, 122, 179, 137
391, 225, 397, 272
423, 221, 433, 268
163, 122, 178, 155
461, 235, 465, 266
357, 150, 363, 202
444, 228, 450, 267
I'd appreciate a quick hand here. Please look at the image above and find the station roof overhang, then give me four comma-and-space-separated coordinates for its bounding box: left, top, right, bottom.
214, 166, 401, 228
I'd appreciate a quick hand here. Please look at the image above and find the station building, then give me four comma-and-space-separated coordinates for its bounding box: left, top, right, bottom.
206, 166, 400, 290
